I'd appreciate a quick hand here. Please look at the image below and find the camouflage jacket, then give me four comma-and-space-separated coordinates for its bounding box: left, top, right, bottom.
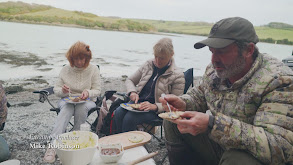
181, 53, 293, 165
0, 83, 8, 126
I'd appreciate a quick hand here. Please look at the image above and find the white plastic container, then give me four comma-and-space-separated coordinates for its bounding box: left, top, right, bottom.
52, 131, 99, 165
99, 143, 124, 163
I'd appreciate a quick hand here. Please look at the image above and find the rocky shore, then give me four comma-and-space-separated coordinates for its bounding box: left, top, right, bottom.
1, 76, 175, 165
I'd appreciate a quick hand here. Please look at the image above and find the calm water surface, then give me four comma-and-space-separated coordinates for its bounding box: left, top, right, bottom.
0, 21, 293, 80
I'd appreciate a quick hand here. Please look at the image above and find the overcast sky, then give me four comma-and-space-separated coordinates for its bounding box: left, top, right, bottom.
1, 0, 292, 26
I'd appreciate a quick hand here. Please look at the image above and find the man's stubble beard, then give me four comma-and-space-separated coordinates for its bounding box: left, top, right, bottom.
214, 54, 246, 79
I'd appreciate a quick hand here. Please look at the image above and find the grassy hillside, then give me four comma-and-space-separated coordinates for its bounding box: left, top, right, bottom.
134, 19, 293, 45
0, 2, 155, 32
266, 22, 293, 29
133, 19, 212, 36
1, 1, 293, 45
0, 1, 51, 14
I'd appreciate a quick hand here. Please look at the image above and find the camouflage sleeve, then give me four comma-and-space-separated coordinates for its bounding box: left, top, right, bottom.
209, 75, 293, 164
0, 84, 8, 126
180, 76, 208, 112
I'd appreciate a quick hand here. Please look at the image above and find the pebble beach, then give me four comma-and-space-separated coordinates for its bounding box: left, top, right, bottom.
1, 76, 172, 165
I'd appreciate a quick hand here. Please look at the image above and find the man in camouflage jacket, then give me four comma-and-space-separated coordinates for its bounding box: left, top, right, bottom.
160, 17, 293, 165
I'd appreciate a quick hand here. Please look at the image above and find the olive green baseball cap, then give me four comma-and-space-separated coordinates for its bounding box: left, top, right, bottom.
194, 17, 259, 49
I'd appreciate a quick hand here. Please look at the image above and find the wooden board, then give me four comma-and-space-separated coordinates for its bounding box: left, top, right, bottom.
98, 131, 151, 150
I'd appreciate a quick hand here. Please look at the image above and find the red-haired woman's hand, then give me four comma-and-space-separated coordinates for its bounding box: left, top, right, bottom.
62, 85, 70, 94
80, 90, 89, 100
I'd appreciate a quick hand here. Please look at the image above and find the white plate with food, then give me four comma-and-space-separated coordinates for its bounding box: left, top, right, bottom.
120, 103, 149, 113
62, 96, 89, 104
158, 111, 184, 122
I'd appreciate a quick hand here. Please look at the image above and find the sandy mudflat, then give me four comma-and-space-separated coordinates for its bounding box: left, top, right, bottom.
1, 76, 178, 165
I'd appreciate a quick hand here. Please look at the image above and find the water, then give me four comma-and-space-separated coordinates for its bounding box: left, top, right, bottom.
0, 21, 293, 81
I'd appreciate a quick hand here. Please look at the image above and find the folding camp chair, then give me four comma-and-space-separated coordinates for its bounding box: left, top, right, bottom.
140, 68, 194, 142
183, 68, 194, 94
0, 123, 5, 131
33, 88, 120, 132
32, 64, 106, 132
0, 101, 10, 131
1, 91, 11, 131
92, 91, 129, 135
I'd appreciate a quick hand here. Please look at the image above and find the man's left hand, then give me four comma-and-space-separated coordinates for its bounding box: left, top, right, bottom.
173, 111, 209, 136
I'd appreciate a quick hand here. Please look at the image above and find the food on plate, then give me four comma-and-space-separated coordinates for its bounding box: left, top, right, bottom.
101, 148, 121, 155
128, 134, 144, 143
129, 104, 141, 109
158, 111, 184, 121
73, 97, 81, 102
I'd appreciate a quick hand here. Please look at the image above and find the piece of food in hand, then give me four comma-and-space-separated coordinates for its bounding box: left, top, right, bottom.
128, 134, 144, 143
129, 104, 141, 109
158, 111, 184, 121
72, 97, 81, 102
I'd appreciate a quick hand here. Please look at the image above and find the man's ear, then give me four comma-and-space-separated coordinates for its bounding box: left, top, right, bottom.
243, 43, 255, 58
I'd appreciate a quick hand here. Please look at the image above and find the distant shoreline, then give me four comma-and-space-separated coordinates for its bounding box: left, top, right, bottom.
0, 20, 177, 37
2, 19, 292, 46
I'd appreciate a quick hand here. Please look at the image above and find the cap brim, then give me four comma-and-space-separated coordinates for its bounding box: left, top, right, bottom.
194, 38, 235, 49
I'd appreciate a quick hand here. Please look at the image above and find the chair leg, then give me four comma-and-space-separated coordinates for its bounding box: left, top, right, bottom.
86, 120, 91, 125
68, 122, 74, 132
141, 124, 162, 142
160, 125, 163, 139
152, 133, 162, 142
158, 152, 168, 165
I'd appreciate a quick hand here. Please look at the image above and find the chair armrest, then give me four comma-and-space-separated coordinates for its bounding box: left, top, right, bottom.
33, 87, 54, 103
0, 122, 5, 131
50, 108, 60, 114
116, 92, 130, 102
104, 90, 117, 100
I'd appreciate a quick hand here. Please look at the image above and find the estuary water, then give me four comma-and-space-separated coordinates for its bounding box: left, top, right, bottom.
0, 21, 293, 81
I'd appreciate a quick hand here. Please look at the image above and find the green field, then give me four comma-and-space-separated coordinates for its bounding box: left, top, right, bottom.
1, 1, 293, 45
134, 19, 293, 45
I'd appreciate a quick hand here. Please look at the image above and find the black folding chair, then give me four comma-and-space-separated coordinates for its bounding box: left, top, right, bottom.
141, 68, 194, 142
1, 91, 12, 131
183, 68, 194, 94
33, 87, 119, 132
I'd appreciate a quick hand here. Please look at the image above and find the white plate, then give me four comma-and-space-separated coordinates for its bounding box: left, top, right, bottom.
62, 96, 89, 104
120, 103, 149, 113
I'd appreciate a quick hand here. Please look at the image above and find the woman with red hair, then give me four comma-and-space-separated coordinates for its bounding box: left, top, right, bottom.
43, 41, 101, 163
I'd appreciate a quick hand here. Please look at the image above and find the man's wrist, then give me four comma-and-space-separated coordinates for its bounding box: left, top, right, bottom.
208, 114, 215, 130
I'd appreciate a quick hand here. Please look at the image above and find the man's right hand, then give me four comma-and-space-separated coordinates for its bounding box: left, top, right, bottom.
130, 92, 139, 103
159, 94, 186, 112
